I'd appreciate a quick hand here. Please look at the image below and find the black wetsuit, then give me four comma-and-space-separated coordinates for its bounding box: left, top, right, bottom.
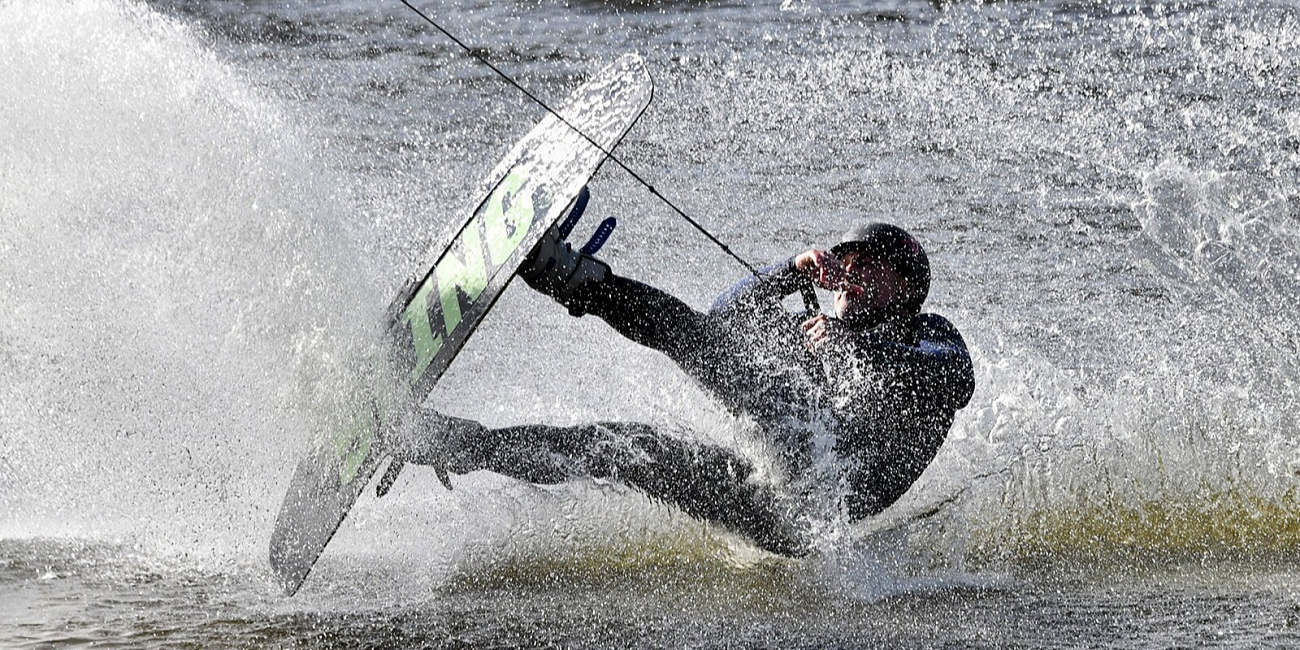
411, 260, 975, 555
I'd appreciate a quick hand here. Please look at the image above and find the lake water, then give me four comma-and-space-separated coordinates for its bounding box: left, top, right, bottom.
4, 0, 1300, 646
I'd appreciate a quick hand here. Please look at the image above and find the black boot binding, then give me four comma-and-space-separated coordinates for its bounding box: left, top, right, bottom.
518, 186, 617, 315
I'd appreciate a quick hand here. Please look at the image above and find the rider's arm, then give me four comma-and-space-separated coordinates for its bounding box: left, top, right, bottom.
708, 258, 808, 315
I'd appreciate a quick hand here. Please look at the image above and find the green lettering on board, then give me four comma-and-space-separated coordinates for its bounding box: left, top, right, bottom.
436, 225, 488, 335
400, 280, 443, 383
482, 172, 536, 265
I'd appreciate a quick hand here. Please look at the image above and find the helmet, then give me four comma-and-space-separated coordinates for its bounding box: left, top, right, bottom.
830, 223, 930, 314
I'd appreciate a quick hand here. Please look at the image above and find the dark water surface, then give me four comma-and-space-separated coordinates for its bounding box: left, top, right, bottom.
7, 539, 1300, 648
3, 0, 1300, 646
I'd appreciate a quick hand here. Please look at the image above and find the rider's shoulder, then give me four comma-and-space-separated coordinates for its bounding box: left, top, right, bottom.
911, 313, 967, 347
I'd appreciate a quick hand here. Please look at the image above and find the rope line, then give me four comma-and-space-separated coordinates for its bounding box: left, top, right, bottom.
396, 0, 763, 278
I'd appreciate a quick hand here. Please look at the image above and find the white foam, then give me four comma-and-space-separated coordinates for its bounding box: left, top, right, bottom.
0, 0, 379, 563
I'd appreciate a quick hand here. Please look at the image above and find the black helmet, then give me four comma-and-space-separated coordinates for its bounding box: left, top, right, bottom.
830, 223, 930, 314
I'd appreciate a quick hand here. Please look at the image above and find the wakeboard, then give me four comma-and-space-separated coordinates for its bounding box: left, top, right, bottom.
269, 54, 653, 596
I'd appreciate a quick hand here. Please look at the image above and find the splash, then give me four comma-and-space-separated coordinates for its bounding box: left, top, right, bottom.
697, 3, 1300, 569
925, 164, 1300, 567
6, 0, 1300, 591
0, 0, 379, 559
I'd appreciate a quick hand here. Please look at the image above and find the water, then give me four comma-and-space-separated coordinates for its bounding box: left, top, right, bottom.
3, 0, 1300, 646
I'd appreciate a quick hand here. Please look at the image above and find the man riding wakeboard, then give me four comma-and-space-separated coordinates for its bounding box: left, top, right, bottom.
383, 192, 975, 555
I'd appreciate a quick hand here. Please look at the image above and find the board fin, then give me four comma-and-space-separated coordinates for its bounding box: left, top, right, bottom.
375, 458, 453, 497
375, 458, 403, 497
374, 431, 454, 497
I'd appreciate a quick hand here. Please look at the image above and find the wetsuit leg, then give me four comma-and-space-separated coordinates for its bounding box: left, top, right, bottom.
449, 420, 807, 556
567, 275, 811, 422
566, 274, 711, 361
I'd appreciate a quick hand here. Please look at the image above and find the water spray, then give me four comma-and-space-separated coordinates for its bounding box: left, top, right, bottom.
394, 0, 827, 314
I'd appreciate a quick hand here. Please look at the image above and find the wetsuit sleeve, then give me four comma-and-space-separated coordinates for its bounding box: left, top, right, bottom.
708, 258, 808, 315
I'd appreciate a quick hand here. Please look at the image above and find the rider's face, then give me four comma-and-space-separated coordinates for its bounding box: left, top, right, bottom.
834, 251, 908, 320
